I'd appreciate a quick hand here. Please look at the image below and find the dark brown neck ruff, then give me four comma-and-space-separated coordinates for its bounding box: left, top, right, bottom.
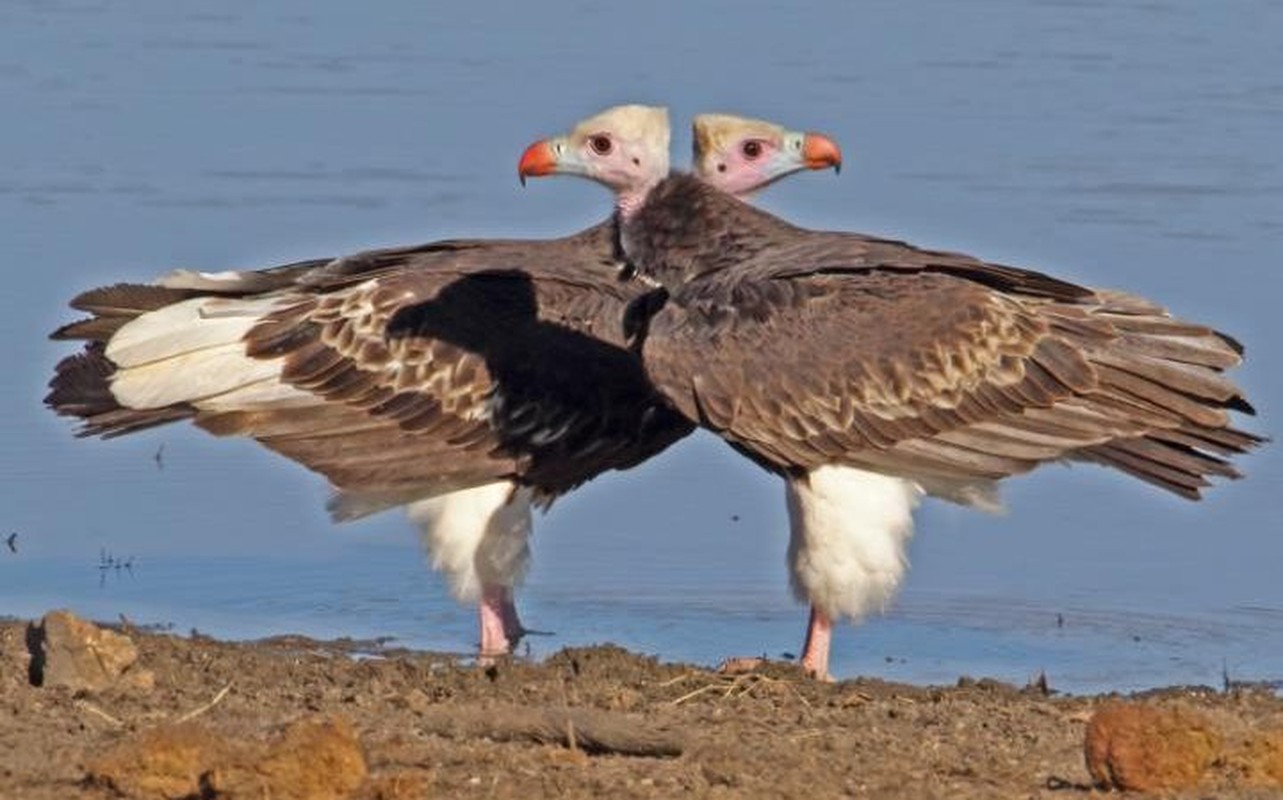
619, 173, 795, 293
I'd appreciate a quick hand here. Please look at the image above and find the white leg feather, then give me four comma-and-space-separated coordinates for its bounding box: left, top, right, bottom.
786, 466, 922, 621
405, 482, 533, 603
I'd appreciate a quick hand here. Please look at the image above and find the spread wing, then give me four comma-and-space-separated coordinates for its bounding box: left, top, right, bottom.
48, 226, 692, 510
642, 234, 1259, 500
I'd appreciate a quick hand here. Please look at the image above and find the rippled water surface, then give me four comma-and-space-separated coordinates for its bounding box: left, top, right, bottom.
3, 0, 1281, 693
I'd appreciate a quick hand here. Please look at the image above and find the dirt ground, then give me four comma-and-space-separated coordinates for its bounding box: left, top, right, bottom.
2, 615, 1282, 799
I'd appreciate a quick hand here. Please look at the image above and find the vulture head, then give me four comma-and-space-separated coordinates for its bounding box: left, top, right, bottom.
692, 113, 843, 196
518, 104, 670, 217
519, 105, 844, 216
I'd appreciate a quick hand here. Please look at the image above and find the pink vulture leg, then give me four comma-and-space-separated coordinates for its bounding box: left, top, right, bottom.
478, 585, 531, 660
799, 605, 835, 682
478, 585, 514, 659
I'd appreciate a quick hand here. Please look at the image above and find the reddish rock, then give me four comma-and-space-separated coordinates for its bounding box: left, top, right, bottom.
87, 715, 367, 800
209, 715, 368, 799
1084, 701, 1222, 792
86, 723, 228, 799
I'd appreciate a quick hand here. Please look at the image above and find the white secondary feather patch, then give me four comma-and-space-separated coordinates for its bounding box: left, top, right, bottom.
406, 482, 533, 603
786, 466, 923, 621
110, 344, 286, 408
106, 296, 284, 367
107, 296, 296, 409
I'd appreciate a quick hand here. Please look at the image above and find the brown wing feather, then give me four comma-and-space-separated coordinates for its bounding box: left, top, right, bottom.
636, 176, 1259, 500
50, 222, 692, 504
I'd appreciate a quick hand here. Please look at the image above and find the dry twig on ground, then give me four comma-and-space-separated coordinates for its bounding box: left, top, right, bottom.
417, 704, 684, 757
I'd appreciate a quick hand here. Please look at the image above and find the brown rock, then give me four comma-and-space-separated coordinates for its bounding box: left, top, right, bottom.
1084, 701, 1222, 792
88, 717, 369, 800
210, 715, 368, 800
86, 716, 367, 800
86, 722, 229, 799
30, 609, 141, 692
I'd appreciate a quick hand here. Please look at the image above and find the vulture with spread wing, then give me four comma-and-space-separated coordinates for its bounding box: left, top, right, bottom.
522, 111, 1262, 681
47, 106, 841, 657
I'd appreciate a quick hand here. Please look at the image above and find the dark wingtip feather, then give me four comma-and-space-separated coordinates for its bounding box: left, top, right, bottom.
69, 283, 198, 315
46, 343, 194, 438
1226, 395, 1256, 416
45, 345, 116, 416
1216, 329, 1246, 357
51, 316, 131, 342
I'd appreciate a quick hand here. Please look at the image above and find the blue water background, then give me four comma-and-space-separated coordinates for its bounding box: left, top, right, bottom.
2, 1, 1280, 693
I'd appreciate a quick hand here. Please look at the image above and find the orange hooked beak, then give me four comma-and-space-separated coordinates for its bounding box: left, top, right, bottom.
802, 132, 843, 173
517, 140, 557, 185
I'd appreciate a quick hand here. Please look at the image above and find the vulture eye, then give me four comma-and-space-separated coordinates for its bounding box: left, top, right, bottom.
741, 140, 764, 159
589, 135, 613, 155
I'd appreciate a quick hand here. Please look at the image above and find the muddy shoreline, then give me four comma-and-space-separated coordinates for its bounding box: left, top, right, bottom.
2, 615, 1281, 798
